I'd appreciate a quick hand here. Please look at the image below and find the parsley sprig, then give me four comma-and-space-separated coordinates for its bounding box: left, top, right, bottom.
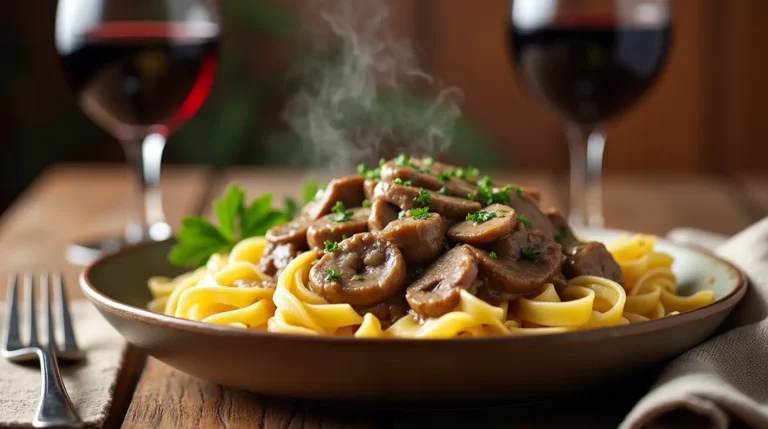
554, 226, 569, 244
326, 268, 341, 281
466, 210, 497, 224
356, 158, 386, 180
169, 185, 292, 267
517, 215, 532, 228
330, 201, 354, 222
393, 178, 413, 186
414, 189, 431, 206
411, 207, 431, 220
324, 240, 340, 252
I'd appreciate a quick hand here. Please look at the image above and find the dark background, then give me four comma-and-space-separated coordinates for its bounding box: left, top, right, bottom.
1, 0, 766, 214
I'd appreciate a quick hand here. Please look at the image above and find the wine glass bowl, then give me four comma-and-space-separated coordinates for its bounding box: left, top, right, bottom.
509, 0, 672, 228
55, 0, 220, 263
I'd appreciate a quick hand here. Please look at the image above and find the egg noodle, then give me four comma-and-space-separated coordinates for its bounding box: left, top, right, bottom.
147, 234, 714, 338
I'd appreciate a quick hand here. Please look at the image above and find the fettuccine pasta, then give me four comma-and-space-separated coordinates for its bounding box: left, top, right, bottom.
148, 233, 715, 338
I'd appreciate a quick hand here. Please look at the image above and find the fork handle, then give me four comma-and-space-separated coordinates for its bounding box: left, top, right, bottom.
33, 349, 83, 428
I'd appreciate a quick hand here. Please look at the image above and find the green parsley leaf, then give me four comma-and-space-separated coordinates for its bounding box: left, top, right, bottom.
453, 167, 480, 181
422, 156, 434, 168
477, 176, 493, 189
362, 199, 372, 208
436, 172, 452, 183
357, 163, 381, 180
516, 187, 524, 196
467, 192, 476, 201
437, 186, 449, 195
324, 240, 340, 252
466, 210, 497, 224
326, 268, 341, 281
411, 207, 431, 220
302, 179, 324, 204
170, 185, 293, 268
214, 185, 244, 242
398, 210, 407, 220
414, 189, 431, 206
330, 201, 354, 222
489, 251, 498, 259
352, 274, 365, 281
394, 153, 411, 167
393, 178, 413, 186
517, 215, 532, 229
520, 246, 542, 261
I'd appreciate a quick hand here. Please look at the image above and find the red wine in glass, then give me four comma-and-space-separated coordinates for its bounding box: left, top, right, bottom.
508, 0, 672, 228
55, 0, 220, 266
510, 19, 671, 125
59, 21, 218, 133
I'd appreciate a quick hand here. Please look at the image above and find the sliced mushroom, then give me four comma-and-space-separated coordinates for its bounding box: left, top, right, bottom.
303, 175, 365, 220
309, 233, 407, 306
368, 199, 399, 232
506, 192, 556, 237
265, 217, 313, 247
377, 211, 447, 264
406, 245, 479, 318
306, 208, 371, 250
469, 223, 562, 295
563, 242, 624, 284
354, 294, 409, 328
363, 179, 378, 201
373, 181, 481, 220
258, 242, 303, 277
547, 209, 579, 250
447, 204, 517, 246
380, 161, 476, 198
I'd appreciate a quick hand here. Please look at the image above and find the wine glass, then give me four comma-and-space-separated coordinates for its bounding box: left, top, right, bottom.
55, 0, 219, 264
508, 0, 672, 228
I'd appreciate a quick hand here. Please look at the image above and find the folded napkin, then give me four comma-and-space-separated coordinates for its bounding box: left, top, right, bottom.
0, 301, 126, 428
622, 218, 768, 429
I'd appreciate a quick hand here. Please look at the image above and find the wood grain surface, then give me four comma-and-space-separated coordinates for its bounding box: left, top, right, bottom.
2, 165, 767, 428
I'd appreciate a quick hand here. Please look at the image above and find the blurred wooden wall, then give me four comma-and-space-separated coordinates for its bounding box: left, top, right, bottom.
388, 0, 768, 173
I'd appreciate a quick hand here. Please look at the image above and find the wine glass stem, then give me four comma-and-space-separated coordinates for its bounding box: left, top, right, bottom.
121, 133, 171, 244
566, 123, 606, 229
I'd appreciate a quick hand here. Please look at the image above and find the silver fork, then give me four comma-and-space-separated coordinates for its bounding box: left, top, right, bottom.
2, 274, 84, 428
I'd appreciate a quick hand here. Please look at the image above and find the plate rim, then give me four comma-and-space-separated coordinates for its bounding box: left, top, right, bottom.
80, 230, 748, 346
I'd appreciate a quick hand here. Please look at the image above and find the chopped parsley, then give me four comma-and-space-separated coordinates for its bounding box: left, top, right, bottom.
352, 274, 365, 281
474, 183, 514, 206
398, 210, 407, 220
362, 199, 371, 208
356, 163, 381, 180
411, 207, 431, 220
323, 240, 339, 252
520, 246, 542, 261
330, 201, 354, 222
414, 189, 431, 206
466, 210, 497, 224
554, 226, 569, 244
477, 175, 493, 188
393, 178, 413, 186
436, 171, 453, 183
453, 167, 480, 181
437, 186, 449, 195
517, 215, 532, 228
394, 153, 411, 167
325, 268, 341, 281
489, 251, 498, 259
422, 157, 434, 168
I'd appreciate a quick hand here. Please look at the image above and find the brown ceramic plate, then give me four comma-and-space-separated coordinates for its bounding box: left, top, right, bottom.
80, 229, 746, 402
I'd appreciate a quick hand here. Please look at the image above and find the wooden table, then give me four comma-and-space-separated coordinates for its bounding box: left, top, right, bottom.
1, 164, 766, 428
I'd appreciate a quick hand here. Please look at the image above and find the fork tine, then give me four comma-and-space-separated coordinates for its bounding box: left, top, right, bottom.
54, 274, 79, 353
42, 274, 57, 352
24, 273, 39, 347
2, 274, 22, 351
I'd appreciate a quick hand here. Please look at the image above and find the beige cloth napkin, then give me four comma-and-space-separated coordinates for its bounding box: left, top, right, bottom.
622, 217, 768, 429
0, 300, 126, 428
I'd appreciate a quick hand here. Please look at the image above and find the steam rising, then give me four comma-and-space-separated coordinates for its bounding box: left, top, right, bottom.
281, 0, 463, 171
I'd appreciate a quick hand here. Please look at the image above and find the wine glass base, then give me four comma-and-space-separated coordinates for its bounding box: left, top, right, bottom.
65, 237, 134, 266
